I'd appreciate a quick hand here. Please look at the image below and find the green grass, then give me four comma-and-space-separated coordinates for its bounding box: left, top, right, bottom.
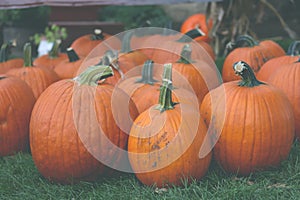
0, 142, 299, 200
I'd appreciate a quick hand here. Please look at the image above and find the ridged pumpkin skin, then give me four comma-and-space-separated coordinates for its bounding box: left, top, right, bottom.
222, 36, 285, 82
30, 71, 139, 183
268, 61, 300, 138
0, 58, 24, 74
201, 61, 295, 175
0, 76, 35, 156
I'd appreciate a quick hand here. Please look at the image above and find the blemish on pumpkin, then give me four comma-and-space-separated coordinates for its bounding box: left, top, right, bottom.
151, 144, 160, 150
152, 161, 157, 168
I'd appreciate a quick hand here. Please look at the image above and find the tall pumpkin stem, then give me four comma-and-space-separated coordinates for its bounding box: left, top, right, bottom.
91, 29, 105, 40
177, 28, 204, 43
177, 44, 193, 64
66, 48, 80, 62
135, 60, 157, 84
233, 61, 265, 87
73, 65, 114, 86
120, 31, 133, 53
287, 41, 300, 56
48, 40, 61, 58
23, 43, 33, 67
0, 43, 9, 63
156, 63, 178, 112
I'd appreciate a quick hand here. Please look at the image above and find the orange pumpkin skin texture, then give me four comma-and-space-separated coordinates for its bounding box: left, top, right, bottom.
0, 75, 35, 156
268, 60, 300, 138
33, 53, 67, 70
222, 35, 285, 82
128, 64, 211, 187
30, 66, 139, 184
0, 59, 24, 74
201, 61, 295, 175
257, 41, 300, 81
7, 43, 59, 99
180, 13, 213, 43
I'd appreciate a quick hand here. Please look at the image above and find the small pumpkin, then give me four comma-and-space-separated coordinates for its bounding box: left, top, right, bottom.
268, 58, 300, 138
180, 13, 213, 43
128, 63, 211, 187
54, 48, 83, 79
7, 43, 59, 99
33, 40, 67, 70
0, 42, 23, 74
0, 75, 35, 156
257, 40, 300, 81
201, 61, 294, 175
222, 35, 285, 82
30, 65, 139, 183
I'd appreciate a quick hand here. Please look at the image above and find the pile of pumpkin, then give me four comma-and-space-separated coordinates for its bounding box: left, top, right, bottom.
0, 17, 299, 188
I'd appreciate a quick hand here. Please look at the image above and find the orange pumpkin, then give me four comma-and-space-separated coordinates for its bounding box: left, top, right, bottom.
30, 65, 139, 183
7, 43, 59, 99
222, 35, 285, 82
201, 61, 294, 175
268, 58, 300, 138
257, 41, 300, 81
0, 75, 35, 156
180, 13, 213, 43
0, 42, 23, 74
54, 48, 83, 79
128, 64, 211, 187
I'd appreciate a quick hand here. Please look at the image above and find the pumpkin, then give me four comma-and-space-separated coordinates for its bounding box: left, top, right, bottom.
30, 65, 139, 183
0, 42, 23, 74
128, 63, 211, 187
257, 41, 300, 81
7, 43, 59, 99
70, 29, 112, 57
33, 40, 67, 70
268, 58, 300, 138
0, 75, 35, 156
151, 28, 215, 64
222, 35, 285, 82
200, 61, 295, 175
180, 13, 213, 43
54, 48, 83, 79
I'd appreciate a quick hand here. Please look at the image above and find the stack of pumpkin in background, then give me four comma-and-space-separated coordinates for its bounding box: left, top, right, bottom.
0, 13, 299, 188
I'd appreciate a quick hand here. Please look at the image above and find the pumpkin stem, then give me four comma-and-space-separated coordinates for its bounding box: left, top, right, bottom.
23, 43, 33, 67
66, 47, 80, 62
48, 39, 61, 58
177, 28, 204, 43
73, 65, 114, 86
156, 63, 178, 112
177, 44, 193, 64
0, 43, 9, 63
287, 41, 300, 56
90, 29, 105, 40
99, 50, 125, 79
235, 35, 259, 47
135, 60, 158, 84
233, 61, 265, 87
0, 75, 7, 80
120, 31, 133, 53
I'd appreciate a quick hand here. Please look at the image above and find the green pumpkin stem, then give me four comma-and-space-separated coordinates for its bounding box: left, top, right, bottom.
23, 43, 33, 67
233, 61, 265, 87
0, 43, 9, 63
90, 29, 105, 40
235, 35, 259, 47
177, 44, 193, 64
177, 28, 204, 43
156, 63, 178, 112
287, 41, 300, 56
120, 31, 133, 53
135, 60, 157, 84
67, 48, 80, 62
74, 65, 114, 86
48, 40, 61, 58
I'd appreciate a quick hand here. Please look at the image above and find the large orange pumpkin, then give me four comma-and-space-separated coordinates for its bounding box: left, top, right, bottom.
180, 13, 213, 43
222, 35, 285, 82
7, 43, 59, 99
268, 58, 300, 138
257, 41, 300, 81
0, 42, 23, 74
201, 61, 294, 175
128, 63, 211, 187
30, 65, 138, 184
0, 75, 35, 156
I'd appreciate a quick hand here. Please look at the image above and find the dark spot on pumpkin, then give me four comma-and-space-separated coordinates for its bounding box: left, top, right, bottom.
152, 144, 160, 150
152, 161, 157, 168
